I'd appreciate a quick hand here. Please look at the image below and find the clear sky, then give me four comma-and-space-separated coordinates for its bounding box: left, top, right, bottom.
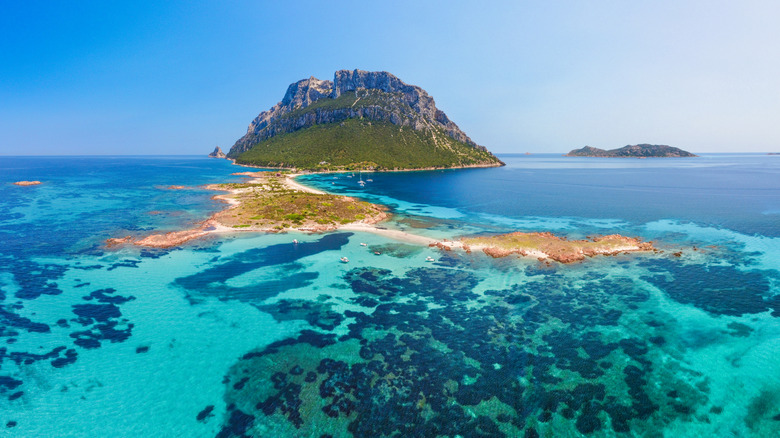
1, 1, 778, 155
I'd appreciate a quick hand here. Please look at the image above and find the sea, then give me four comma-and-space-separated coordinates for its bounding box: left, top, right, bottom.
0, 154, 778, 437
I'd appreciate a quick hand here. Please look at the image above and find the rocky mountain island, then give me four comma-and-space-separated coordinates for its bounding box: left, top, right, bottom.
566, 144, 697, 158
208, 146, 226, 158
225, 69, 503, 170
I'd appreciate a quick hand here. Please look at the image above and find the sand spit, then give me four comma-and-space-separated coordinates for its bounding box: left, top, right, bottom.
13, 181, 42, 186
106, 171, 656, 262
107, 171, 385, 249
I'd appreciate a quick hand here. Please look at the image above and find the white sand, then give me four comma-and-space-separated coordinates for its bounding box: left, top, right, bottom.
284, 174, 326, 194
340, 223, 440, 246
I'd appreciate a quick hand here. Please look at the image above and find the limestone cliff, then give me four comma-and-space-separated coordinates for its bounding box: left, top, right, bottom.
226, 70, 500, 169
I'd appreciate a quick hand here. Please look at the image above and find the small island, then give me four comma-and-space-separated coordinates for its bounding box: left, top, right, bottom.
566, 144, 697, 158
13, 181, 42, 186
208, 146, 226, 158
455, 232, 654, 263
108, 171, 387, 248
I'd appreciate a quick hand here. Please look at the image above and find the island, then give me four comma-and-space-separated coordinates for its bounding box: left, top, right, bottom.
566, 144, 697, 157
107, 171, 655, 263
222, 69, 504, 171
13, 181, 42, 186
107, 172, 387, 248
208, 146, 226, 158
454, 232, 654, 263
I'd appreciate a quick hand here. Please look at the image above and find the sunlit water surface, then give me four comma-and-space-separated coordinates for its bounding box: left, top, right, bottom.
1, 154, 778, 437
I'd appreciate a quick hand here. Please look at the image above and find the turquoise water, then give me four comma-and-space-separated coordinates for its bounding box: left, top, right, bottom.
1, 155, 778, 436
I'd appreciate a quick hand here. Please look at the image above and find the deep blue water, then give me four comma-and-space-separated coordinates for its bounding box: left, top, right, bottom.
300, 154, 780, 237
1, 155, 778, 437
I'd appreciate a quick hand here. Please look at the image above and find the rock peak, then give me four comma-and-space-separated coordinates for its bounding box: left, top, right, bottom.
331, 69, 410, 99
208, 146, 226, 158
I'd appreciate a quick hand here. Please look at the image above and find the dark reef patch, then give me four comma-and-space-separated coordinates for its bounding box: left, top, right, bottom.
641, 259, 774, 316
5, 259, 67, 300
174, 233, 351, 303
68, 288, 135, 350
366, 243, 422, 259
51, 348, 78, 368
197, 405, 215, 422
0, 376, 23, 391
215, 264, 711, 436
82, 288, 135, 305
106, 259, 142, 271
216, 409, 254, 438
1, 345, 78, 371
258, 299, 344, 330
0, 307, 50, 335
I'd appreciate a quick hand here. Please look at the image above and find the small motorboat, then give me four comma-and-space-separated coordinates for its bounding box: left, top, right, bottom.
374, 251, 381, 255
425, 256, 435, 262
340, 257, 349, 263
366, 179, 373, 182
293, 239, 298, 244
360, 243, 367, 246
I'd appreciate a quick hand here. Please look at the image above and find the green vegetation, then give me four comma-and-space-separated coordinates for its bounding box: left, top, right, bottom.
463, 232, 637, 251
236, 119, 499, 170
212, 174, 385, 230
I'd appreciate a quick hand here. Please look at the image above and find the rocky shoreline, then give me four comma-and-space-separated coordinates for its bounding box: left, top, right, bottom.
455, 232, 655, 263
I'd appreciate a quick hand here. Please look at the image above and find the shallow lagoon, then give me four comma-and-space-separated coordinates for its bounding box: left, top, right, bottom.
0, 154, 778, 436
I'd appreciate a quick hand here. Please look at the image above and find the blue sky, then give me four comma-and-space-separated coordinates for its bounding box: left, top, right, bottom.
1, 1, 778, 154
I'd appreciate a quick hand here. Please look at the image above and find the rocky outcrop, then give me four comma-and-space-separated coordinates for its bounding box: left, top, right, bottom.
566, 144, 697, 157
228, 69, 488, 157
208, 146, 226, 158
461, 232, 655, 264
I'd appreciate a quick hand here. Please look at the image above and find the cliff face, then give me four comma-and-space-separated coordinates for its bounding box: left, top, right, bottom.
566, 144, 697, 158
228, 69, 486, 158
